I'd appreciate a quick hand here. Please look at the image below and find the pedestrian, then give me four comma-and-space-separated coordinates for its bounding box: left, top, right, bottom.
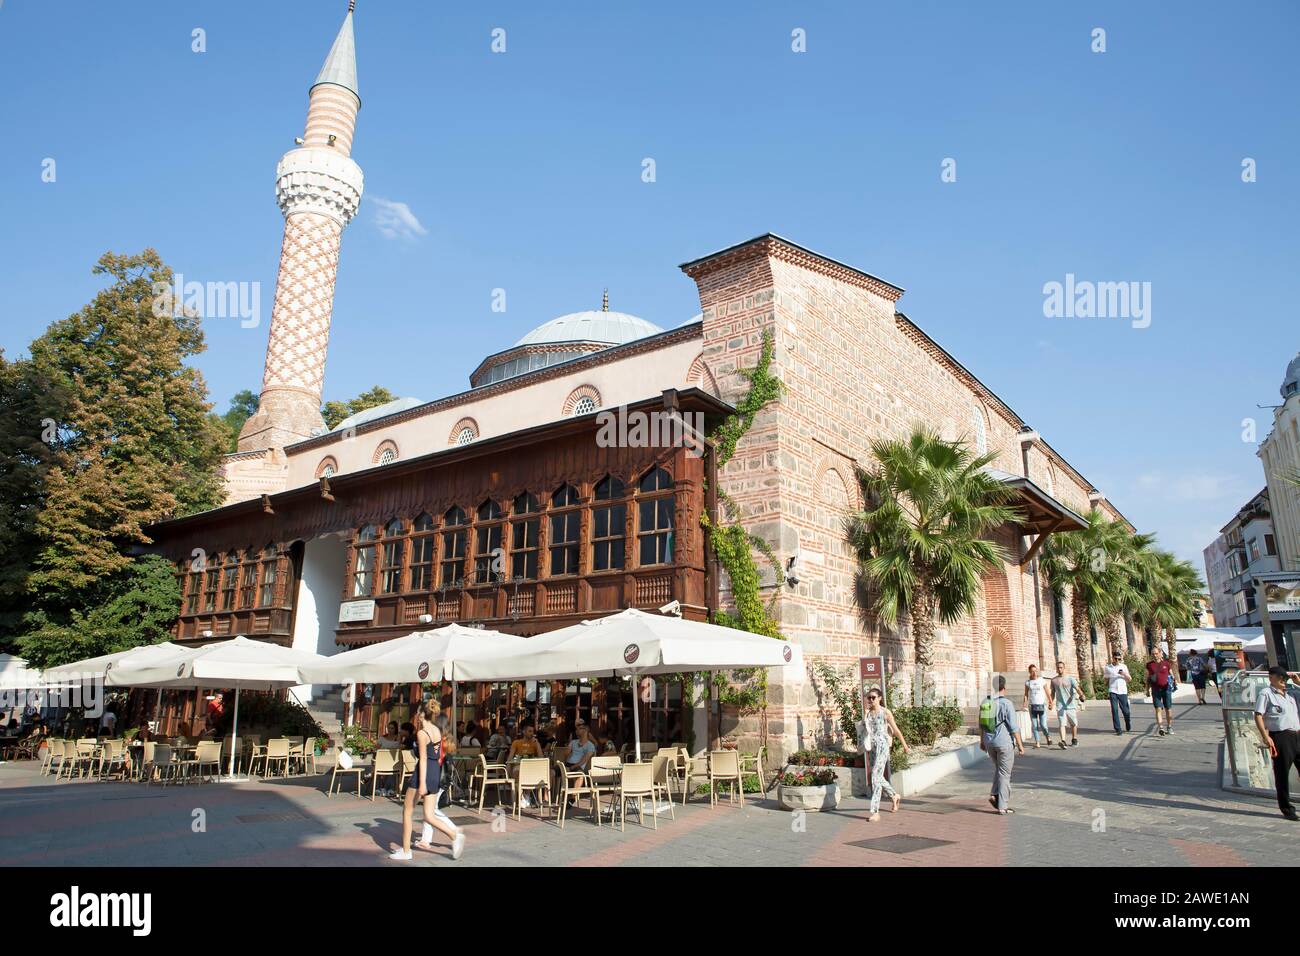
856, 687, 909, 821
1050, 661, 1081, 749
1146, 647, 1175, 736
979, 675, 1024, 814
1253, 666, 1300, 822
1186, 649, 1208, 704
1205, 652, 1219, 699
1023, 664, 1050, 749
389, 700, 465, 861
1103, 652, 1133, 735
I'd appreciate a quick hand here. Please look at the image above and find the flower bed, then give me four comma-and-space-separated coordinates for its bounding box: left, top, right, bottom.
777, 767, 840, 812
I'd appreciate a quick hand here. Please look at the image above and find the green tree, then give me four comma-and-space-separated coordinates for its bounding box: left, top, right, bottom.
18, 554, 181, 668
846, 426, 1021, 695
322, 385, 397, 430
1146, 550, 1203, 661
7, 250, 226, 661
213, 389, 259, 452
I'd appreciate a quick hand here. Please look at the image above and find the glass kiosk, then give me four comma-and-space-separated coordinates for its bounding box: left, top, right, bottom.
1222, 669, 1280, 794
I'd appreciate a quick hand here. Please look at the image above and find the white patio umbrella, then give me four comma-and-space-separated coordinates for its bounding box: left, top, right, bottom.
297, 622, 531, 732
107, 636, 329, 779
41, 642, 184, 683
0, 653, 49, 690
477, 608, 797, 761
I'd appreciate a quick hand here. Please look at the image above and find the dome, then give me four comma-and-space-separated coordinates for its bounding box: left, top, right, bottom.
1283, 352, 1300, 400
331, 396, 424, 432
515, 310, 664, 347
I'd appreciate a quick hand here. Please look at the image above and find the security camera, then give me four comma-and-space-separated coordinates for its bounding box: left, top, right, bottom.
417, 614, 433, 624
658, 600, 682, 616
785, 551, 801, 587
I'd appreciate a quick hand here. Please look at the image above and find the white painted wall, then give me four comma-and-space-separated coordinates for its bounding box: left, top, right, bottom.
291, 533, 348, 701
283, 334, 705, 486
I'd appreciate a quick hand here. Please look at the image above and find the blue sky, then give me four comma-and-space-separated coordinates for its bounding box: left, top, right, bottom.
2, 0, 1298, 571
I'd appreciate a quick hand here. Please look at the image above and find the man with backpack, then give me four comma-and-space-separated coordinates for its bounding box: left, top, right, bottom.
1146, 648, 1175, 736
980, 675, 1024, 814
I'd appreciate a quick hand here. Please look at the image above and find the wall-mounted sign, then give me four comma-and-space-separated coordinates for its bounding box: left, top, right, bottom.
338, 600, 376, 623
859, 656, 886, 709
1264, 581, 1300, 615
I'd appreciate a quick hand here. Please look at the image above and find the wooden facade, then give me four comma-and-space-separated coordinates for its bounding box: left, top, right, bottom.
144, 391, 729, 741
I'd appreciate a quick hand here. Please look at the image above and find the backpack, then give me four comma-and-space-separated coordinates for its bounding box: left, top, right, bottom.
979, 696, 998, 733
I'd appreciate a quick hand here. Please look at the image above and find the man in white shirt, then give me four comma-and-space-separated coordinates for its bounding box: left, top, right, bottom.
1102, 653, 1132, 735
1254, 666, 1300, 821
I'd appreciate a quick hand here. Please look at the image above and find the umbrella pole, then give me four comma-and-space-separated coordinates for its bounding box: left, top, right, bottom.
227, 688, 241, 778
633, 674, 641, 762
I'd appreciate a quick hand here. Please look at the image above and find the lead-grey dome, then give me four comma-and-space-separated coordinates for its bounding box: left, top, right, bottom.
1283, 352, 1300, 400
515, 310, 664, 347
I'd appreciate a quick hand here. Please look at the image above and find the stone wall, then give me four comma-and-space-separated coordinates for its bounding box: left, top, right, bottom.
685, 235, 1120, 761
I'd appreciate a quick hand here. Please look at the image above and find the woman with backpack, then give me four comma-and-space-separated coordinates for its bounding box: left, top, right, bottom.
858, 688, 909, 821
389, 700, 465, 861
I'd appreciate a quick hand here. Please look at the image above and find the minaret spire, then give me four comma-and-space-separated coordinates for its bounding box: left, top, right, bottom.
237, 7, 365, 453
602, 288, 609, 311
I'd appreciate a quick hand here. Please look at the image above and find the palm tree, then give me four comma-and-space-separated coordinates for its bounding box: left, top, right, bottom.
1108, 533, 1159, 658
846, 426, 1021, 698
1148, 550, 1203, 660
1039, 510, 1133, 689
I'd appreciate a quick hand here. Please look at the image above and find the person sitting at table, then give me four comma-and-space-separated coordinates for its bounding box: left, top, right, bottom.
486, 724, 510, 763
460, 721, 482, 748
508, 723, 543, 761
378, 721, 402, 750
399, 722, 416, 748
563, 721, 597, 775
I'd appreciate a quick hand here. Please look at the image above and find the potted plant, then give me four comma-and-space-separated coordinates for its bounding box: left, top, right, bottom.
313, 735, 330, 756
776, 767, 839, 812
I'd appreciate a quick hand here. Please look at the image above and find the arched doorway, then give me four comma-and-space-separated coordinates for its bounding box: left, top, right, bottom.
982, 566, 1014, 673
990, 627, 1010, 673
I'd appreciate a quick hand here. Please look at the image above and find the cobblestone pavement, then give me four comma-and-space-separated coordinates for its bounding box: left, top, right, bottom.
1, 696, 1291, 866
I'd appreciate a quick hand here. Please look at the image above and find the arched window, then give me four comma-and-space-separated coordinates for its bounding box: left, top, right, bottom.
638, 468, 674, 565
639, 467, 673, 493
572, 395, 597, 416
185, 561, 203, 614
352, 525, 378, 597
381, 518, 405, 594
549, 485, 581, 576
373, 441, 399, 465
220, 552, 239, 611
449, 418, 480, 446
258, 545, 278, 607
511, 493, 540, 581
316, 457, 338, 479
592, 475, 626, 571
409, 514, 436, 592
563, 385, 602, 417
238, 547, 259, 608
203, 556, 220, 612
440, 508, 467, 586
474, 500, 505, 584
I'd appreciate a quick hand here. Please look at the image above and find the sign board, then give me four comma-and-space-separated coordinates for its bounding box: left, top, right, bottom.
1263, 581, 1300, 615
859, 656, 886, 710
338, 599, 376, 623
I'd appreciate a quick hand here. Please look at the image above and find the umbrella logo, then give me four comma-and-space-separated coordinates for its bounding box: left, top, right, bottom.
623, 643, 640, 665
782, 645, 793, 663
176, 664, 187, 678
417, 662, 429, 680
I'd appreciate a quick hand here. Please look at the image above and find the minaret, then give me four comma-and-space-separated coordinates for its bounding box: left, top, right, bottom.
238, 3, 364, 452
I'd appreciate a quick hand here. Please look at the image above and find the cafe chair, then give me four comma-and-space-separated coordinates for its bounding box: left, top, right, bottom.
244, 736, 267, 776
471, 753, 512, 814
328, 751, 367, 798
555, 764, 601, 829
99, 739, 130, 781
182, 740, 224, 783
708, 751, 744, 808
286, 737, 306, 775
616, 762, 658, 831
513, 757, 551, 820
681, 752, 709, 805
148, 745, 179, 786
738, 745, 767, 793
262, 738, 291, 778
370, 748, 399, 801
587, 755, 623, 813
650, 751, 677, 820
40, 739, 66, 777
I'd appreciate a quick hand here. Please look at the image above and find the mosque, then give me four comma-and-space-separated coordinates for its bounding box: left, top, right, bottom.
145, 5, 1132, 756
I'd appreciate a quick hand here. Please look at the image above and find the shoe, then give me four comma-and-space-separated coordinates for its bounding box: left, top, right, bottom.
891, 793, 901, 813
1058, 741, 1067, 750
1071, 740, 1078, 747
389, 848, 413, 861
1034, 742, 1040, 749
868, 812, 881, 822
1114, 731, 1122, 736
1282, 809, 1299, 821
1167, 728, 1174, 735
452, 831, 466, 860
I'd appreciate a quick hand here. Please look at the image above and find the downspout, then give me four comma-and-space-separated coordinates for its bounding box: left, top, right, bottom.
1020, 428, 1046, 666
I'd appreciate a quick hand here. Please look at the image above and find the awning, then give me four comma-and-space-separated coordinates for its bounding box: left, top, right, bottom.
985, 468, 1087, 565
